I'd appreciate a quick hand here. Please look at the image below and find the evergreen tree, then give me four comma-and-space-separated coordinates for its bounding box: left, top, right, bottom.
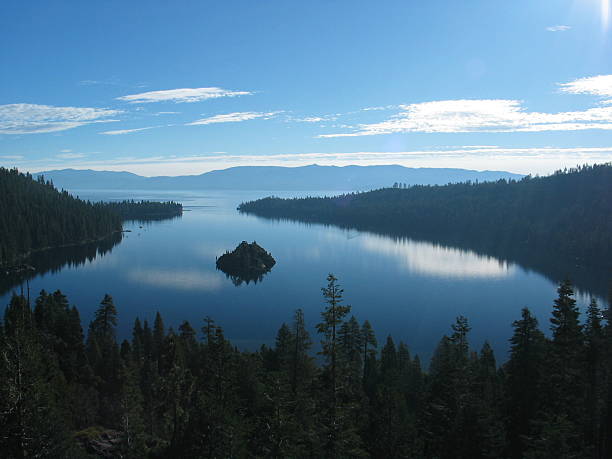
339, 316, 363, 391
504, 307, 547, 458
315, 274, 364, 457
87, 294, 121, 426
537, 280, 585, 454
290, 308, 312, 394
584, 298, 605, 457
152, 311, 165, 371
274, 322, 294, 373
118, 357, 147, 458
0, 295, 70, 457
361, 320, 377, 381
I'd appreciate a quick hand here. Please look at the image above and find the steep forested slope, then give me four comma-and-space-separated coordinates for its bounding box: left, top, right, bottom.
239, 164, 612, 267
0, 168, 121, 265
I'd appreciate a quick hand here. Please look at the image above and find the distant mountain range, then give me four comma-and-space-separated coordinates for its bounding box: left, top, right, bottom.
36, 165, 524, 191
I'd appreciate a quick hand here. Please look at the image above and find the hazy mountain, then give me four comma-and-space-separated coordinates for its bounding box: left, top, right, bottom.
36, 164, 523, 191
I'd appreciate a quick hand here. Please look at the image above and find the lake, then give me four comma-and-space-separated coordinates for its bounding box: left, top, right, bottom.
1, 189, 609, 363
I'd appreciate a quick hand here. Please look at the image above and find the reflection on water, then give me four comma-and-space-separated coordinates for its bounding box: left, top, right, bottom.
128, 268, 225, 291
0, 232, 123, 296
359, 234, 516, 279
217, 269, 271, 287
0, 189, 607, 364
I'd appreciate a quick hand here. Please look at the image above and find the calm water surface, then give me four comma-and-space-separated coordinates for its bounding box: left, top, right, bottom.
2, 189, 608, 363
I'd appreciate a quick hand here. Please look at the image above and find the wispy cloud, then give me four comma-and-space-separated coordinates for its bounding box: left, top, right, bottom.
361, 105, 400, 111
100, 126, 161, 135
559, 74, 612, 103
318, 99, 612, 137
117, 87, 252, 104
0, 155, 24, 160
187, 111, 280, 126
0, 104, 121, 135
56, 153, 86, 159
289, 114, 340, 123
154, 111, 180, 116
60, 149, 72, 153
293, 116, 326, 123
546, 25, 571, 32
79, 78, 121, 86
17, 145, 612, 177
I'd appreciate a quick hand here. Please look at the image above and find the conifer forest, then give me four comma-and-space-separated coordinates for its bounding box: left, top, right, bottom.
0, 274, 610, 458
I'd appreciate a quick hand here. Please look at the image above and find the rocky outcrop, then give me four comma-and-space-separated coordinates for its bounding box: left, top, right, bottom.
216, 241, 276, 285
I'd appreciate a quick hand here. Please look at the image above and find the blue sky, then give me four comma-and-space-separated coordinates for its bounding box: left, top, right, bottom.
1, 0, 611, 175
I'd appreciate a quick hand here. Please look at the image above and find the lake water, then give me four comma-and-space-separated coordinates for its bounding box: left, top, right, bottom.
1, 189, 609, 363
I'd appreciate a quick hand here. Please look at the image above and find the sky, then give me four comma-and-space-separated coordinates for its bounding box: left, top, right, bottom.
1, 0, 611, 176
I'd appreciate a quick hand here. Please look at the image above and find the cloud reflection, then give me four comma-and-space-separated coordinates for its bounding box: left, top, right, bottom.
359, 235, 516, 279
128, 268, 225, 291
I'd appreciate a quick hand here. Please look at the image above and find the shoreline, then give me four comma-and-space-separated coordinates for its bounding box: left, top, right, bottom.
0, 229, 123, 270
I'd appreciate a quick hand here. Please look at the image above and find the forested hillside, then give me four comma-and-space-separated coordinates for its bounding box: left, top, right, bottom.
239, 164, 612, 268
103, 200, 183, 221
0, 168, 121, 265
0, 168, 183, 266
0, 275, 609, 457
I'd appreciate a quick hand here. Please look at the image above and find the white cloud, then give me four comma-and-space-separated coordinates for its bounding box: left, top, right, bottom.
0, 155, 24, 160
187, 111, 280, 126
78, 78, 120, 86
289, 114, 340, 123
117, 87, 252, 104
0, 104, 121, 135
318, 99, 612, 137
546, 25, 571, 32
60, 149, 72, 153
100, 126, 160, 135
361, 105, 399, 111
17, 145, 612, 176
293, 116, 325, 123
559, 74, 612, 103
56, 153, 86, 159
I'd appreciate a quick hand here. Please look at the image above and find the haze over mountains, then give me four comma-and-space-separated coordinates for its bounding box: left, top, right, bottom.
36, 165, 523, 191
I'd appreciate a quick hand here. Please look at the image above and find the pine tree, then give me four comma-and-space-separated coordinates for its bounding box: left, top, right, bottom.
584, 298, 605, 457
87, 294, 121, 426
544, 280, 585, 450
380, 335, 398, 385
118, 358, 146, 458
315, 274, 364, 457
274, 322, 294, 373
361, 320, 377, 382
504, 307, 547, 459
0, 295, 70, 457
152, 311, 165, 372
290, 308, 312, 394
339, 316, 363, 391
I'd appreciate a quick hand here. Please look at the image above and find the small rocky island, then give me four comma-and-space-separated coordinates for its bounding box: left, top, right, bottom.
216, 241, 276, 285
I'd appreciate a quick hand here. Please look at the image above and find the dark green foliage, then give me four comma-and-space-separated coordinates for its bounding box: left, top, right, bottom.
239, 163, 612, 268
0, 168, 121, 265
0, 295, 71, 457
103, 200, 182, 221
503, 307, 547, 458
0, 168, 182, 268
525, 280, 587, 456
216, 241, 276, 285
0, 277, 609, 457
